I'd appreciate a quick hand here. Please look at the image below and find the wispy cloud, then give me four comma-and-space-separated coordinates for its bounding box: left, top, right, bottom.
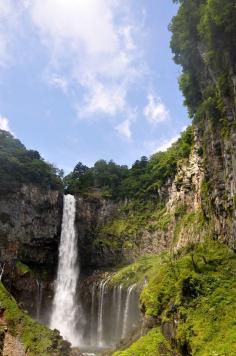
28, 0, 146, 119
115, 119, 132, 139
0, 0, 20, 68
47, 74, 68, 94
144, 126, 188, 155
0, 116, 13, 133
144, 135, 179, 155
144, 94, 169, 125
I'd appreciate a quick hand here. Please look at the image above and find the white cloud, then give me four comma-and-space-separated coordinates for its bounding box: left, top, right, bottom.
145, 126, 188, 155
115, 108, 137, 139
144, 136, 179, 155
115, 119, 132, 139
47, 74, 68, 93
144, 94, 169, 125
0, 116, 12, 133
0, 0, 16, 67
78, 78, 126, 117
30, 0, 119, 55
28, 0, 145, 117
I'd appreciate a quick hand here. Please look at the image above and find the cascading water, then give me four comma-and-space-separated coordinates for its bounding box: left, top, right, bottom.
115, 284, 123, 339
122, 284, 136, 339
83, 281, 140, 350
50, 194, 79, 346
36, 280, 43, 321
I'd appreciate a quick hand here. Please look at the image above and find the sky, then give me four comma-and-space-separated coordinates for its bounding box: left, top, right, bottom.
0, 0, 189, 173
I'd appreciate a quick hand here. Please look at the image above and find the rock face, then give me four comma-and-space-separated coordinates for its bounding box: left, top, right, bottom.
0, 184, 63, 318
0, 184, 63, 265
201, 122, 236, 250
75, 196, 118, 267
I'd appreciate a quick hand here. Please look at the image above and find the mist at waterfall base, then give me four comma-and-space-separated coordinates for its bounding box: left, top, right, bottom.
47, 195, 140, 353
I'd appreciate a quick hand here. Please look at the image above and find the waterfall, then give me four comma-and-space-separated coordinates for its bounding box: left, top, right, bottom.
115, 284, 123, 339
122, 284, 136, 339
0, 263, 4, 281
50, 194, 79, 346
85, 281, 140, 351
36, 280, 43, 321
90, 284, 96, 345
97, 279, 109, 346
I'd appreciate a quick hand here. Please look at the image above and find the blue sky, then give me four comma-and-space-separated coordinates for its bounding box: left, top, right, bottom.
0, 0, 189, 173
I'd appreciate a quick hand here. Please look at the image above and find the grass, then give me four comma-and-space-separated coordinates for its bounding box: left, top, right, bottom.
113, 328, 172, 356
140, 240, 236, 354
109, 255, 165, 289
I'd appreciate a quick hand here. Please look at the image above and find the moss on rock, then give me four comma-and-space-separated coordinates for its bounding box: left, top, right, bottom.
113, 328, 172, 356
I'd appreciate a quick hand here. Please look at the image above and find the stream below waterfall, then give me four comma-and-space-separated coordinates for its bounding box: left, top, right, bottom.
46, 195, 141, 355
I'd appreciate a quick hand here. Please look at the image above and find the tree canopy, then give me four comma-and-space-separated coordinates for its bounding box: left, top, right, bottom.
64, 126, 194, 201
0, 130, 63, 193
170, 0, 236, 124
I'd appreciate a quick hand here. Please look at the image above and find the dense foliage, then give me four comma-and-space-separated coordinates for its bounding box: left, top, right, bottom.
112, 240, 236, 355
170, 0, 236, 125
0, 130, 63, 192
64, 126, 193, 201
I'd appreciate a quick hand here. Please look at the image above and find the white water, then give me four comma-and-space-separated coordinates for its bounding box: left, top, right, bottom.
115, 284, 123, 339
36, 280, 43, 321
50, 194, 79, 346
0, 263, 4, 281
84, 281, 139, 350
122, 284, 136, 338
90, 284, 96, 345
97, 279, 109, 346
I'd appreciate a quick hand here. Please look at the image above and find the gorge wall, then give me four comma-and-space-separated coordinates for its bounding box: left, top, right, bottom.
0, 184, 63, 317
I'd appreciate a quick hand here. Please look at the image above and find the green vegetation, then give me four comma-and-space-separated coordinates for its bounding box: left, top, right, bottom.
173, 208, 207, 244
140, 240, 236, 354
0, 130, 63, 193
16, 260, 31, 275
93, 199, 175, 253
64, 126, 193, 200
0, 282, 69, 355
112, 241, 236, 355
110, 255, 164, 288
170, 0, 236, 127
113, 328, 172, 356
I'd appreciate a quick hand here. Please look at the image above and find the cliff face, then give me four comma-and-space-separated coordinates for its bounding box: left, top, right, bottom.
0, 184, 63, 265
72, 135, 206, 267
200, 117, 236, 250
0, 184, 63, 317
75, 196, 118, 267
